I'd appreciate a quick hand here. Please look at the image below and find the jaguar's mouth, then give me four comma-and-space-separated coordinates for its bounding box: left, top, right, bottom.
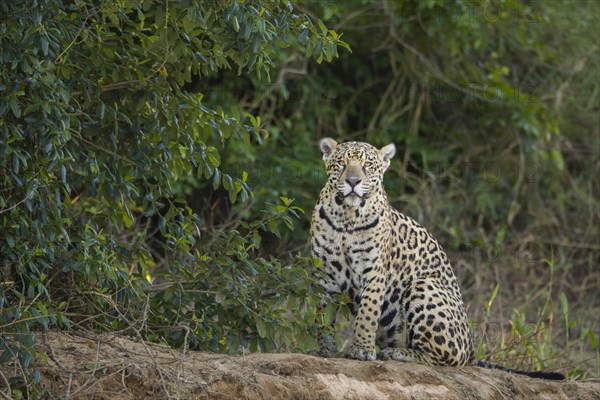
335, 192, 364, 206
339, 190, 362, 198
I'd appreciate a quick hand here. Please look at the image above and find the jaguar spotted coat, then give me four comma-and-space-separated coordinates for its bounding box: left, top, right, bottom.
310, 138, 474, 366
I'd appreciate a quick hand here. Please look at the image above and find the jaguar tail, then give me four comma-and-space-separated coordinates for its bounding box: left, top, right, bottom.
476, 360, 565, 380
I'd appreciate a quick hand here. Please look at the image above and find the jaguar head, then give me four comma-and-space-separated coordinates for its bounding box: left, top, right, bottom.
319, 138, 396, 204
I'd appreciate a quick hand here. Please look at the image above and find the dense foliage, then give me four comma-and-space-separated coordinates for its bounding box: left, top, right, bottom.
0, 1, 348, 397
0, 0, 598, 397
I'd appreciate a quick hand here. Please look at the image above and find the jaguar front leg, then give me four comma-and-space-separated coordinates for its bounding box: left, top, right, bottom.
346, 273, 386, 361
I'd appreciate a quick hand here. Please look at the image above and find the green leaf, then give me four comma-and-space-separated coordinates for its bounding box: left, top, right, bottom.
324, 302, 337, 325
9, 98, 21, 118
257, 18, 266, 34
59, 313, 71, 329
40, 34, 49, 56
228, 183, 238, 203
486, 284, 500, 311
164, 286, 174, 302
212, 168, 221, 189
297, 28, 309, 44
317, 19, 328, 35
587, 329, 597, 349
60, 164, 67, 184
244, 112, 258, 127
0, 348, 15, 364
550, 148, 565, 171
6, 235, 15, 248
252, 231, 262, 248
314, 39, 323, 58
122, 209, 134, 228
256, 319, 267, 338
326, 41, 336, 61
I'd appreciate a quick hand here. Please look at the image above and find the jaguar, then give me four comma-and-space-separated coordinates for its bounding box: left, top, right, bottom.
309, 138, 564, 380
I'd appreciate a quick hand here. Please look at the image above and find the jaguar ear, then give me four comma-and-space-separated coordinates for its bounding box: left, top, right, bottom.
319, 138, 338, 162
380, 143, 396, 169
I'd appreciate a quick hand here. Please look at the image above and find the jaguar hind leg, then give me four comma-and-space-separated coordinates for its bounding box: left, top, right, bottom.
383, 278, 473, 367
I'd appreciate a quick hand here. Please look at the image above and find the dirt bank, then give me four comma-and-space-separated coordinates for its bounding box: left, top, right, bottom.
2, 332, 598, 399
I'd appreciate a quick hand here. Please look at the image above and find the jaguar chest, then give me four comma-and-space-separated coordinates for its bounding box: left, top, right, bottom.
314, 218, 390, 288
332, 236, 379, 277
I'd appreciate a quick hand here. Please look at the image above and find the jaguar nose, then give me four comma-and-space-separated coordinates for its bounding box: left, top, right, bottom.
346, 176, 362, 188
